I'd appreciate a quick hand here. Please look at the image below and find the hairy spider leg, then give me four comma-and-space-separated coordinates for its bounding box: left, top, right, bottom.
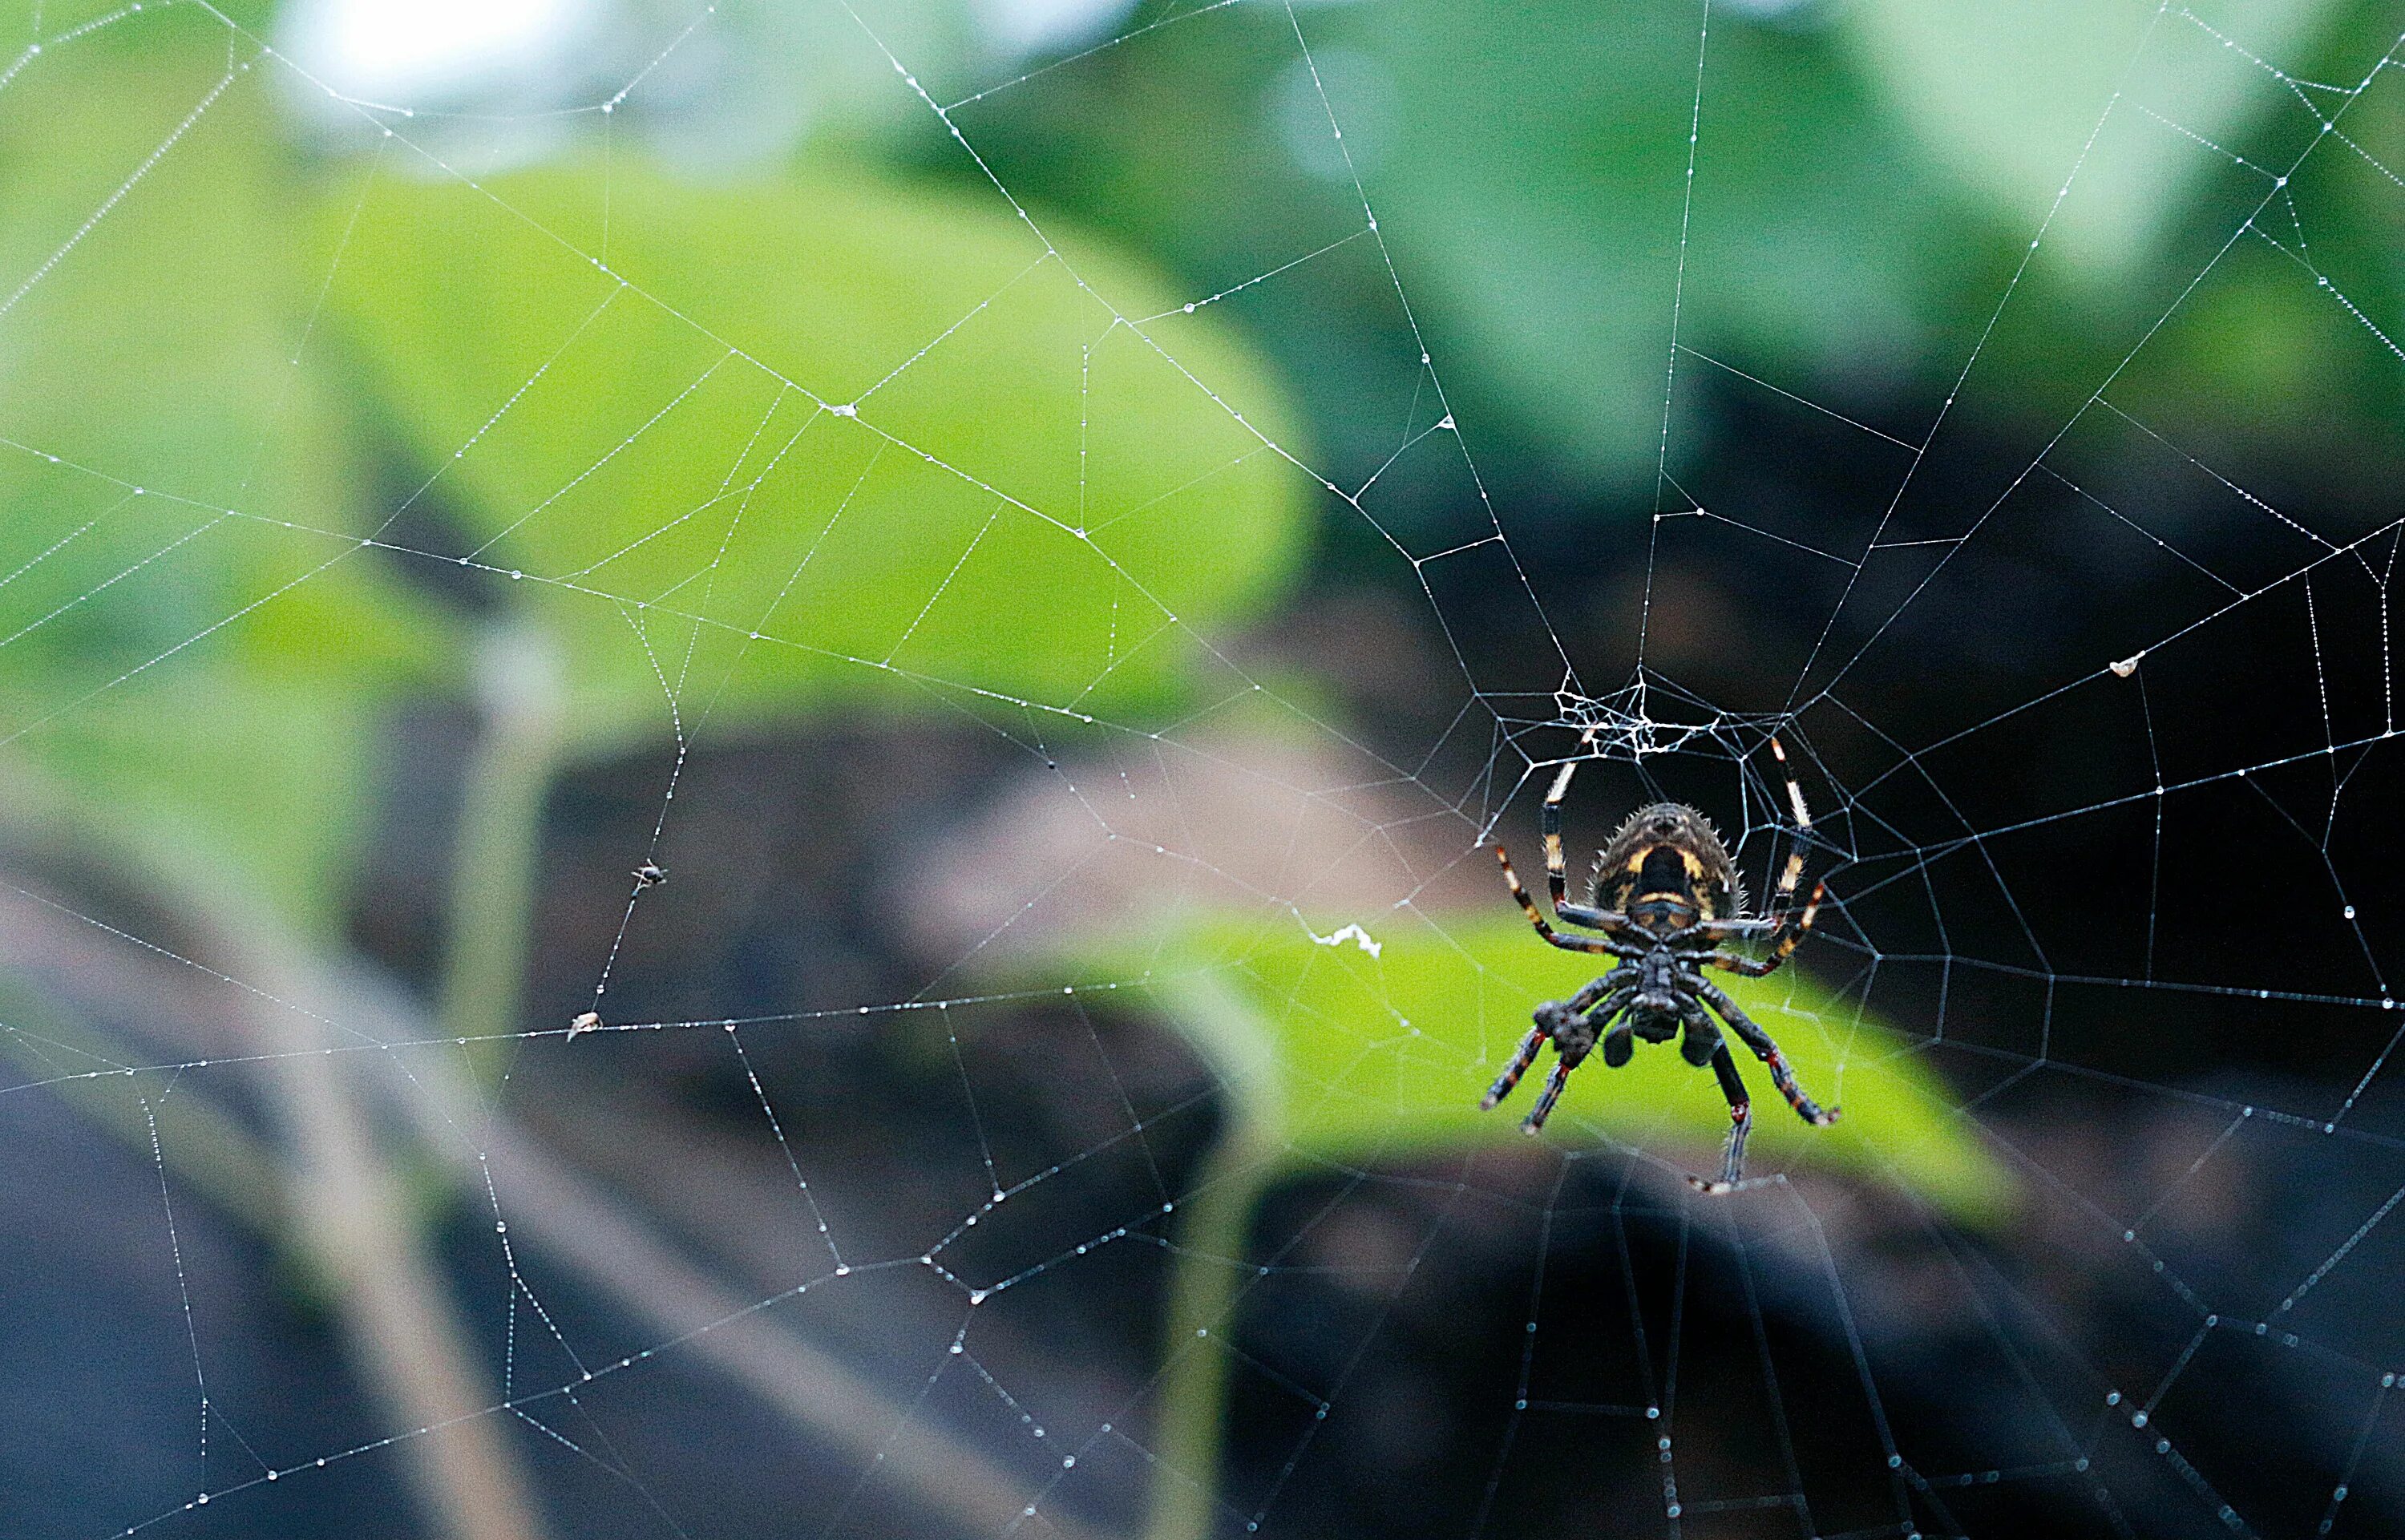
1481, 993, 1632, 1110
1495, 846, 1637, 956
1688, 1041, 1756, 1194
1692, 976, 1840, 1126
1481, 976, 1631, 1110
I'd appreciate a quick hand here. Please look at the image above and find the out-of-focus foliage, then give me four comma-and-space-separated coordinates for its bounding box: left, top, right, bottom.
0, 10, 447, 925
3, 1, 2398, 1528
940, 0, 2403, 507
0, 2, 1315, 920
1300, 2, 1979, 485
0, 0, 2389, 1085
317, 162, 1312, 740
939, 0, 1992, 491
277, 0, 970, 168
1074, 911, 2010, 1222
1841, 0, 2344, 271
1839, 0, 2404, 460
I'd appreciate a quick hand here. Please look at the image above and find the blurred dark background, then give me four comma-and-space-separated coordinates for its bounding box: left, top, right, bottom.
2, 2, 2403, 1538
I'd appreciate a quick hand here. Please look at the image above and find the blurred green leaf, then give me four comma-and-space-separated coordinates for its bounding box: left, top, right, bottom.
0, 16, 449, 924
1282, 2, 1994, 490
2089, 0, 2405, 457
319, 160, 1314, 740
1841, 0, 2349, 275
1080, 910, 2011, 1222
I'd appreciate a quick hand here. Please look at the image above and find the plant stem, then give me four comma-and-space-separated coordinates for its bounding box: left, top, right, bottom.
84, 822, 550, 1540
261, 986, 548, 1540
441, 620, 567, 1057
1146, 971, 1287, 1540
0, 828, 1105, 1540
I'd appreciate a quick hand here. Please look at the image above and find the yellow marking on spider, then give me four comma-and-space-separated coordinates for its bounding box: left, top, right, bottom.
1773, 738, 1811, 827
1547, 758, 1580, 802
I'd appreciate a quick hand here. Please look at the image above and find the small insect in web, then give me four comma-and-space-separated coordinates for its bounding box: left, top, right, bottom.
566, 1010, 604, 1041
1482, 735, 1838, 1193
633, 861, 667, 887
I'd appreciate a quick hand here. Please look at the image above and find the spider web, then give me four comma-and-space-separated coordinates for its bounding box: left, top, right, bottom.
2, 2, 2404, 1539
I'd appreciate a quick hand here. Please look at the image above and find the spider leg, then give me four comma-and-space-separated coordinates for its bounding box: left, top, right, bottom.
1602, 1019, 1635, 1066
1554, 899, 1636, 931
1523, 1058, 1574, 1134
1699, 882, 1826, 977
1538, 730, 1642, 934
1660, 738, 1821, 958
1591, 972, 1640, 1001
1686, 1043, 1755, 1194
1764, 735, 1813, 908
1678, 916, 1778, 941
1678, 1009, 1723, 1068
1496, 845, 1639, 956
1542, 726, 1600, 914
1692, 977, 1840, 1127
1481, 976, 1631, 1110
1510, 988, 1635, 1134
1481, 1027, 1548, 1111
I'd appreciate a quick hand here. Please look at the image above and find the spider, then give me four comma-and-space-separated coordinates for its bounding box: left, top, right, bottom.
1481, 734, 1838, 1193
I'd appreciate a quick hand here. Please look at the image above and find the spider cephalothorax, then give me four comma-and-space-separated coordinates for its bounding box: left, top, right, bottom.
1483, 737, 1839, 1193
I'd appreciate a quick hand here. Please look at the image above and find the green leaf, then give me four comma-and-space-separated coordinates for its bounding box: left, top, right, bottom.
0, 16, 448, 924
1839, 0, 2350, 274
1075, 909, 2009, 1223
317, 160, 1314, 739
1208, 1, 1995, 491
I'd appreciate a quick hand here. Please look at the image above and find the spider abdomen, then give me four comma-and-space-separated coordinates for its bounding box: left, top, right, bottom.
1588, 801, 1744, 933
